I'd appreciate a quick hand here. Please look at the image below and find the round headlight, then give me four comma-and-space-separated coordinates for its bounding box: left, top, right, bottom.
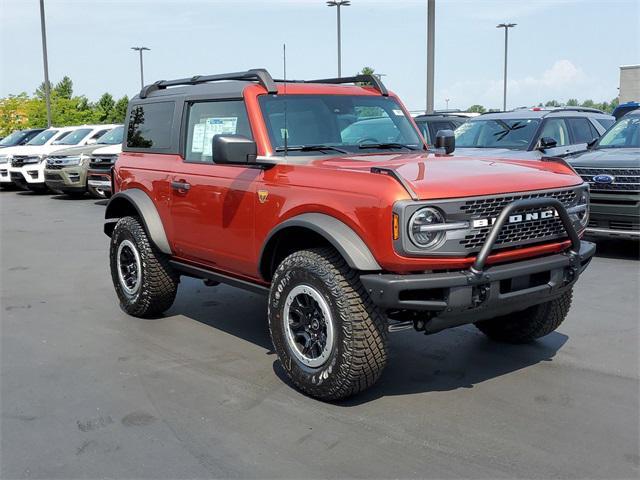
409, 207, 445, 248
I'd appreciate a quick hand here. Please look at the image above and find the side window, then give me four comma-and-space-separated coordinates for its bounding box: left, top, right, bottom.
596, 118, 615, 131
126, 101, 175, 149
567, 118, 597, 144
91, 129, 110, 140
185, 100, 252, 163
540, 119, 569, 146
417, 123, 431, 143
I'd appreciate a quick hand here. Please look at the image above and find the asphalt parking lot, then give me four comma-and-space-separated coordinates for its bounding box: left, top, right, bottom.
1, 190, 638, 479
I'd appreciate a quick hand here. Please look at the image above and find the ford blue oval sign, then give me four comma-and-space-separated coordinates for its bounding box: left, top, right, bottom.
593, 174, 615, 184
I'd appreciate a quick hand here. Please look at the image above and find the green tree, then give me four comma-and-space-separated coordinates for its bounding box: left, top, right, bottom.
0, 93, 31, 136
581, 99, 596, 108
545, 100, 560, 107
359, 66, 375, 76
566, 98, 579, 106
54, 76, 73, 99
467, 104, 486, 113
95, 93, 116, 122
34, 81, 53, 101
110, 95, 129, 123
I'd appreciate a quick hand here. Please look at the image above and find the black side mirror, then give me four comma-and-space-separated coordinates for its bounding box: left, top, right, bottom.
212, 134, 257, 164
537, 136, 557, 151
434, 129, 455, 154
587, 138, 598, 149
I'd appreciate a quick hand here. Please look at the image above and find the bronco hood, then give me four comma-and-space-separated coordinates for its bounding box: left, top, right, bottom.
313, 152, 583, 200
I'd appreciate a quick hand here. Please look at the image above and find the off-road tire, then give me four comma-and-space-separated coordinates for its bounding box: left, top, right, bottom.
268, 248, 389, 401
109, 216, 178, 317
475, 289, 573, 343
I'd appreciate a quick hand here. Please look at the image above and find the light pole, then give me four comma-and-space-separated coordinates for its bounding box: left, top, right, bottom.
496, 23, 516, 111
327, 1, 350, 77
39, 0, 51, 127
131, 47, 150, 89
445, 98, 450, 110
425, 0, 435, 114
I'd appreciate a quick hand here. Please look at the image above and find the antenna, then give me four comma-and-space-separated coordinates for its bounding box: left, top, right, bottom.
283, 43, 288, 156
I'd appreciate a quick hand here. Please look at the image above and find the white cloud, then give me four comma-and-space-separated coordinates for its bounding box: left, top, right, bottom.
436, 59, 613, 110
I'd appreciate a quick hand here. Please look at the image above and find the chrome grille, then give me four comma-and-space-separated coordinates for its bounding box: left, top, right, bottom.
10, 155, 35, 167
574, 167, 640, 193
89, 154, 117, 170
458, 187, 581, 252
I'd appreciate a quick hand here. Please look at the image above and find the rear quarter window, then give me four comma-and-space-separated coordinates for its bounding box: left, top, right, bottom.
595, 118, 615, 131
126, 101, 175, 150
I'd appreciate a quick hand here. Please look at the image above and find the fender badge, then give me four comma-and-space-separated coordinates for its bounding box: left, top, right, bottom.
258, 190, 269, 203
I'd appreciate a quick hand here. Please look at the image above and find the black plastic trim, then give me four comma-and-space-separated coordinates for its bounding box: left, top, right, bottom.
103, 189, 172, 254
360, 240, 595, 324
259, 213, 382, 279
370, 167, 418, 200
170, 260, 269, 295
139, 68, 277, 99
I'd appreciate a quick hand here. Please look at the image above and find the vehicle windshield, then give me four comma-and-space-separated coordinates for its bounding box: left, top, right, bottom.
96, 126, 124, 145
455, 118, 541, 150
597, 116, 640, 149
258, 94, 423, 156
55, 128, 92, 145
0, 130, 29, 146
26, 130, 59, 146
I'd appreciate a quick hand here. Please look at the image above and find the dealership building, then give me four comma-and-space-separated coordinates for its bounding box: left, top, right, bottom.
619, 64, 640, 103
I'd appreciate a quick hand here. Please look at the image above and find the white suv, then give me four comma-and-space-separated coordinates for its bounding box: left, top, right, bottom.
4, 124, 118, 191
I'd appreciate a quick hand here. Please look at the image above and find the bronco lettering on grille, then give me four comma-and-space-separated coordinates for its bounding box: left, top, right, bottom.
471, 209, 557, 228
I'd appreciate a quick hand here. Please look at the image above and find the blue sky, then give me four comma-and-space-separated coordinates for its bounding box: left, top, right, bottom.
1, 0, 638, 111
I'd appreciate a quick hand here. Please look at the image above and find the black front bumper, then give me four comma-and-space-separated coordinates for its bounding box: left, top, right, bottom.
361, 241, 595, 332
361, 196, 595, 333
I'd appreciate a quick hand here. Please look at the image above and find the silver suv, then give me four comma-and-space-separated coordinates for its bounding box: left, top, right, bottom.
454, 107, 615, 159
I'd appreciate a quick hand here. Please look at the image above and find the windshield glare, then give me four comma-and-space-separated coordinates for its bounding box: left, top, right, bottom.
258, 95, 422, 156
597, 116, 640, 148
26, 130, 58, 146
97, 126, 124, 145
0, 130, 29, 146
56, 128, 92, 145
455, 118, 540, 150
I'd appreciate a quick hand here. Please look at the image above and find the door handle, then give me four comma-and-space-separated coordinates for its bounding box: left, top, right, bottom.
171, 180, 191, 192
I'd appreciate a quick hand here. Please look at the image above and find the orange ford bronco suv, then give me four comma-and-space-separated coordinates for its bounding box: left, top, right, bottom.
104, 69, 594, 400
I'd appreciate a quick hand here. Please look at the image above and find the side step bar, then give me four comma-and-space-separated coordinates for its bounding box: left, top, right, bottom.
169, 260, 269, 296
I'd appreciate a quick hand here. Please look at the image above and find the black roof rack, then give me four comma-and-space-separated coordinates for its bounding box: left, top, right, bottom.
542, 107, 606, 116
414, 112, 470, 119
139, 68, 278, 99
274, 75, 389, 96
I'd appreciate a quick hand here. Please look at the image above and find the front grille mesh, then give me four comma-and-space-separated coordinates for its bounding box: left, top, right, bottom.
461, 189, 576, 217
574, 167, 640, 193
89, 154, 117, 170
11, 156, 36, 167
458, 188, 580, 251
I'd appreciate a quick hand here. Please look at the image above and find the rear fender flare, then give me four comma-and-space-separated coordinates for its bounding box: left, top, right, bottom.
103, 189, 172, 255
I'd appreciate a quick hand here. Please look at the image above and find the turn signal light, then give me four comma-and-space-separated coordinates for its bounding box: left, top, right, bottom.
393, 213, 399, 240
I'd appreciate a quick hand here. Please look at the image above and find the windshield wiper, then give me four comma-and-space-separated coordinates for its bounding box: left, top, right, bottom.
275, 145, 349, 154
493, 121, 526, 141
358, 143, 418, 151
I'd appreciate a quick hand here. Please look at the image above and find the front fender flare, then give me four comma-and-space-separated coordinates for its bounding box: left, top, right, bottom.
104, 189, 172, 255
260, 213, 382, 275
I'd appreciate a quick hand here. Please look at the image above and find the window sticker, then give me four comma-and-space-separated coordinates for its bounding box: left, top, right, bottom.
191, 122, 206, 152
202, 117, 238, 155
392, 109, 404, 116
